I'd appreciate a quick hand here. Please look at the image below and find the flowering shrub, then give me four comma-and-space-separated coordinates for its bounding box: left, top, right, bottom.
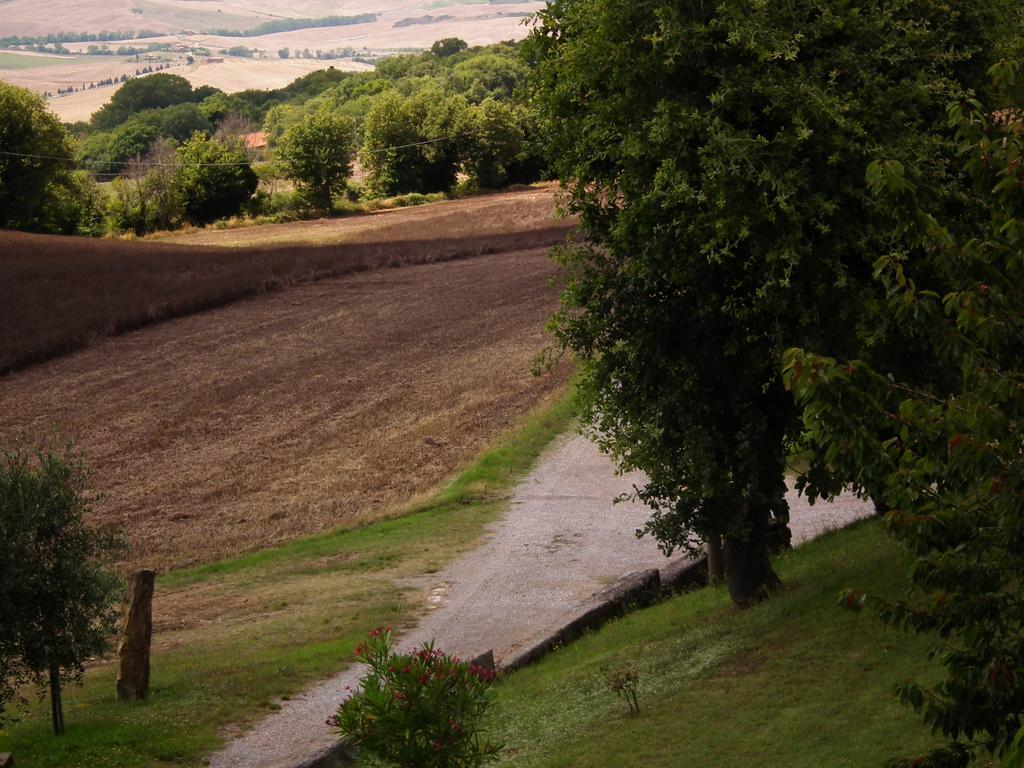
331, 628, 501, 767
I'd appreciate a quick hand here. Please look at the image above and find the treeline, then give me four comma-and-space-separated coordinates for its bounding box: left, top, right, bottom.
84, 43, 172, 56
0, 30, 162, 47
0, 12, 377, 49
208, 14, 378, 37
47, 63, 173, 98
276, 46, 363, 60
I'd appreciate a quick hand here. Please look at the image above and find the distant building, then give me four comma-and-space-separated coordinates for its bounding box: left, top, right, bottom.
240, 132, 269, 161
242, 132, 268, 151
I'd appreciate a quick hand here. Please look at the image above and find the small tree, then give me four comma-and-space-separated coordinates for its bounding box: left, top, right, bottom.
275, 108, 356, 210
110, 139, 183, 235
173, 132, 257, 224
431, 37, 468, 58
0, 445, 123, 735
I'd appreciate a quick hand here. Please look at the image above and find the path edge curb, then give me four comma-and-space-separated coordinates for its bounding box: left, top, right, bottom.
288, 556, 708, 768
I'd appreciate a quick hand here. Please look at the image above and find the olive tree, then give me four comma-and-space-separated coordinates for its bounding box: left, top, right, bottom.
529, 0, 1012, 605
0, 445, 123, 735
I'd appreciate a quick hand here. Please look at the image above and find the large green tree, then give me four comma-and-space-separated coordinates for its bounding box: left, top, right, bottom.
0, 83, 75, 232
529, 0, 1012, 605
786, 70, 1024, 766
275, 107, 356, 209
464, 98, 527, 189
0, 445, 123, 735
90, 73, 195, 130
173, 132, 258, 224
361, 88, 470, 197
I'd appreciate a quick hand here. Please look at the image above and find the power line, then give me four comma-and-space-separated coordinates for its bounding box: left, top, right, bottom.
0, 131, 478, 169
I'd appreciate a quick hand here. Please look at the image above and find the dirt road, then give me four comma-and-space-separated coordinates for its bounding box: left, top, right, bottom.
209, 434, 873, 768
0, 247, 568, 570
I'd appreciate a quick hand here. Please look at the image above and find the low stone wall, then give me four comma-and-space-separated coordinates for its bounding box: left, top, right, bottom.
287, 556, 707, 768
502, 556, 706, 673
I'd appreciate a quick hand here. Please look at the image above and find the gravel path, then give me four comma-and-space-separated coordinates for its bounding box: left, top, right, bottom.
208, 434, 872, 768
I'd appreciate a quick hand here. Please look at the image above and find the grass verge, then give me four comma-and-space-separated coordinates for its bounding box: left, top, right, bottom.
0, 389, 576, 767
488, 522, 941, 767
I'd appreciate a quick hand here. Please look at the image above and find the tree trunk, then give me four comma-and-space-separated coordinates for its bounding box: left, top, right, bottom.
49, 663, 64, 736
723, 502, 781, 607
705, 535, 725, 585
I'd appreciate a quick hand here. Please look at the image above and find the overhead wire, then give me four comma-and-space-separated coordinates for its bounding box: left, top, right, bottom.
0, 131, 480, 169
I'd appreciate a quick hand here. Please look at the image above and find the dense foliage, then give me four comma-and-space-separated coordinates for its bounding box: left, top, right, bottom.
361, 88, 471, 197
786, 68, 1024, 766
173, 133, 258, 224
0, 39, 548, 236
0, 446, 123, 735
332, 629, 501, 768
89, 73, 202, 131
276, 108, 357, 208
529, 0, 1013, 605
0, 82, 102, 234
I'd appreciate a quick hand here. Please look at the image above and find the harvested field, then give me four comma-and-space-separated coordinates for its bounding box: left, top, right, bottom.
34, 56, 370, 123
0, 246, 571, 571
0, 186, 570, 372
159, 184, 564, 247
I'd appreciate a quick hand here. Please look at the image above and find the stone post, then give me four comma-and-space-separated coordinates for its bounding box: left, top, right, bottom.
117, 569, 155, 702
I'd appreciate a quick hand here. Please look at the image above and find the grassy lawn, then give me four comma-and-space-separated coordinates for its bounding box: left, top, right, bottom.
0, 389, 575, 767
489, 522, 942, 767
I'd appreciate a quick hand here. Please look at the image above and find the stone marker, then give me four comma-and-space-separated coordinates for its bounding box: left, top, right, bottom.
0, 752, 13, 766
117, 569, 156, 702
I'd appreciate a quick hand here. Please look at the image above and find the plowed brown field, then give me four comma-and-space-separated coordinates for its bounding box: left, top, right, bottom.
0, 247, 569, 570
0, 186, 570, 373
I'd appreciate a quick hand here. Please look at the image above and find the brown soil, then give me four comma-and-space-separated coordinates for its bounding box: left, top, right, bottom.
0, 247, 570, 571
0, 186, 570, 373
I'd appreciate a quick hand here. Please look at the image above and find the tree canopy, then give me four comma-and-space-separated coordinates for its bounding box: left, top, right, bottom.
360, 88, 470, 197
0, 82, 99, 234
90, 73, 197, 130
529, 0, 1013, 605
276, 108, 356, 209
785, 67, 1024, 765
173, 133, 257, 224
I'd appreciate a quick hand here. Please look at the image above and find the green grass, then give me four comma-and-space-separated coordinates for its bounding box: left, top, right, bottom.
488, 522, 942, 767
0, 389, 576, 767
0, 52, 82, 69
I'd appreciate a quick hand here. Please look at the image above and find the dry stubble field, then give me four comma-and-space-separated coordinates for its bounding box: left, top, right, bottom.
0, 188, 573, 573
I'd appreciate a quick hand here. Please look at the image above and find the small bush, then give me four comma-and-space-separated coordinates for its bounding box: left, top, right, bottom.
331, 628, 501, 768
605, 663, 640, 716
